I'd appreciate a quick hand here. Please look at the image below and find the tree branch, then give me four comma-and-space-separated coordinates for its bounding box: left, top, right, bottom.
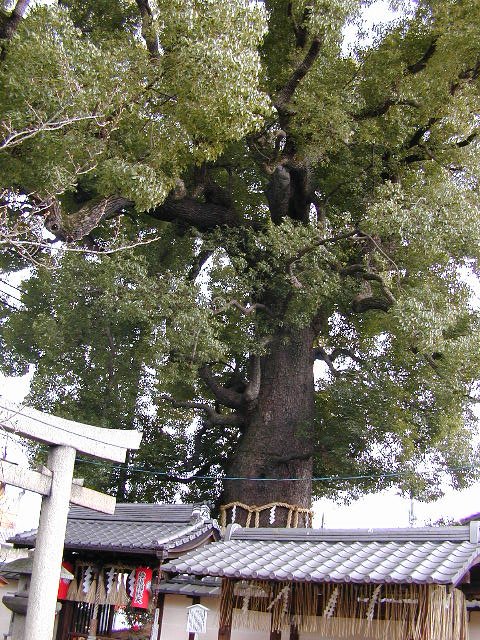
313, 346, 340, 377
44, 195, 131, 242
274, 37, 322, 118
406, 40, 437, 74
135, 0, 161, 60
199, 365, 244, 410
338, 264, 396, 306
149, 196, 257, 231
457, 131, 478, 148
354, 99, 420, 121
160, 394, 243, 426
406, 118, 438, 149
43, 191, 261, 243
188, 249, 213, 281
287, 1, 313, 49
330, 347, 363, 365
213, 299, 273, 317
352, 295, 392, 313
154, 462, 218, 484
0, 0, 30, 40
287, 230, 360, 267
0, 112, 108, 150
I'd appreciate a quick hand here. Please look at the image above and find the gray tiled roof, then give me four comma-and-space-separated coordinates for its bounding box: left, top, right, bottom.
162, 525, 480, 586
9, 503, 218, 555
156, 576, 221, 597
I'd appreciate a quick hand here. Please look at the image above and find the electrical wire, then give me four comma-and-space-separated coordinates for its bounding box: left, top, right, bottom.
74, 455, 480, 484
0, 287, 23, 304
0, 402, 477, 485
0, 278, 23, 294
0, 297, 18, 311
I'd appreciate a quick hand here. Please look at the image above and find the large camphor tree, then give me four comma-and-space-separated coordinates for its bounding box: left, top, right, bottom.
1, 0, 480, 525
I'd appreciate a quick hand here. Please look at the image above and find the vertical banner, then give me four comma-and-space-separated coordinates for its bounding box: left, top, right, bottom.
57, 561, 74, 600
132, 567, 152, 609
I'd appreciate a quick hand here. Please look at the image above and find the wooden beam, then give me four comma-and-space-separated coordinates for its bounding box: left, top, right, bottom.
0, 401, 142, 462
0, 459, 115, 513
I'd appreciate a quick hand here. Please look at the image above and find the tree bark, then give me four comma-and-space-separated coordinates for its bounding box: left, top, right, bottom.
221, 326, 315, 526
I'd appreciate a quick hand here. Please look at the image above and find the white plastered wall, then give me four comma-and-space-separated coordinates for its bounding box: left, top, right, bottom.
160, 595, 478, 640
160, 595, 275, 640
469, 611, 480, 640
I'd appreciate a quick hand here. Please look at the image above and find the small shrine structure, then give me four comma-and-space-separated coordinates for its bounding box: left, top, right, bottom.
0, 400, 142, 640
161, 522, 480, 640
8, 502, 220, 639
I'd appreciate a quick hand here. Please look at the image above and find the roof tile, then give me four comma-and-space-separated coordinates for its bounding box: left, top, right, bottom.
163, 526, 480, 586
9, 503, 218, 555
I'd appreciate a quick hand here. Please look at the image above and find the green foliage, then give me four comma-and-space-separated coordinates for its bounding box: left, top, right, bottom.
1, 0, 480, 507
0, 1, 270, 209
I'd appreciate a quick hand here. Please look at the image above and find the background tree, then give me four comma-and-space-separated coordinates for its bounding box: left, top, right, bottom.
1, 0, 480, 524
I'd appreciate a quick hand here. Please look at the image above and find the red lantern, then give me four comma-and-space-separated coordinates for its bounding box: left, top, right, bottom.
131, 567, 152, 609
57, 561, 74, 600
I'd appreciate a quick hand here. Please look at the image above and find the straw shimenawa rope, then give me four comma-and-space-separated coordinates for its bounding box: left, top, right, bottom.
219, 502, 313, 529
221, 580, 468, 640
65, 574, 79, 601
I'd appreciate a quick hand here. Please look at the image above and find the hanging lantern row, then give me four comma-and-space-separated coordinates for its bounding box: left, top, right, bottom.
60, 564, 153, 609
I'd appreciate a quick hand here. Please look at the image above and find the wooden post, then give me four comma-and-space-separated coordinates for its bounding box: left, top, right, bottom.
218, 624, 232, 640
289, 583, 299, 640
218, 579, 232, 640
152, 594, 165, 640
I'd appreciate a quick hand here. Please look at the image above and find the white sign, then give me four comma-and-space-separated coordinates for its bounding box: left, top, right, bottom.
187, 604, 209, 633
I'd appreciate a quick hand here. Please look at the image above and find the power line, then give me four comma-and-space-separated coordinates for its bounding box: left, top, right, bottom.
0, 297, 18, 311
0, 401, 477, 485
0, 278, 23, 294
0, 287, 22, 304
74, 455, 480, 484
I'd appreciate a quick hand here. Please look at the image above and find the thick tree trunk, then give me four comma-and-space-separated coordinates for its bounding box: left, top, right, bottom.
221, 326, 315, 527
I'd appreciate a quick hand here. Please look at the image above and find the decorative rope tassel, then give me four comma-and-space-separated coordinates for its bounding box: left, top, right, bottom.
85, 577, 97, 605
95, 571, 107, 605
66, 576, 79, 601
116, 573, 129, 607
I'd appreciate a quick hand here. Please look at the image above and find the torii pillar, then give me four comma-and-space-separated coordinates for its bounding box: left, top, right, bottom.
0, 400, 142, 640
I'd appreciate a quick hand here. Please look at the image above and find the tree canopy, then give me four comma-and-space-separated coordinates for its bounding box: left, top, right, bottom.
1, 0, 480, 522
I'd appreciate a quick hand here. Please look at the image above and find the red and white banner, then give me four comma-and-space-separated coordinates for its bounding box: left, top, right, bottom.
57, 561, 74, 600
131, 567, 152, 609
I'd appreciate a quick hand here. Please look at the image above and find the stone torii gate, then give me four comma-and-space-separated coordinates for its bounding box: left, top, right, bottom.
0, 400, 142, 640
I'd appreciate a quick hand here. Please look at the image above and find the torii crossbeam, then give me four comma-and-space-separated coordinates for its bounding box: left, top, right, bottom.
0, 400, 142, 640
